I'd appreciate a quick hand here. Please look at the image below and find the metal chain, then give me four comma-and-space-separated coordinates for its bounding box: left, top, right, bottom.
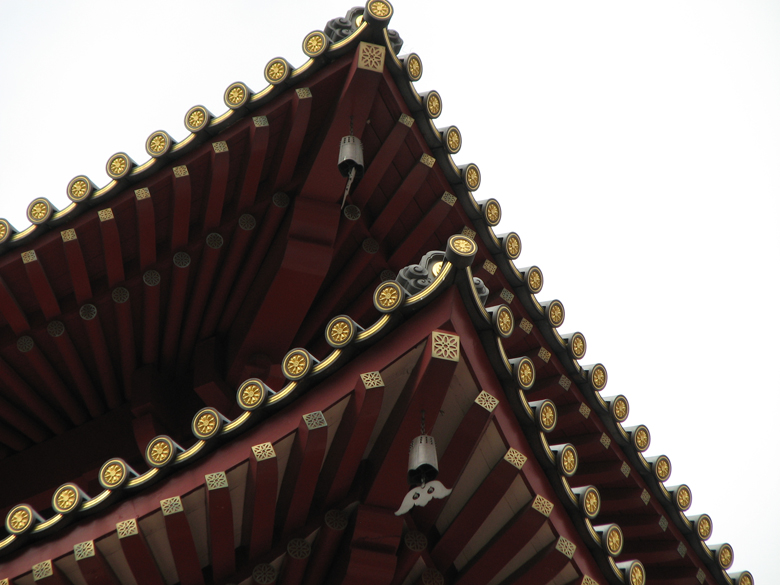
421, 410, 426, 435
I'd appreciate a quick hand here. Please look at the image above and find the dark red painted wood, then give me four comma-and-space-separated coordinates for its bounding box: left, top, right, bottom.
0, 416, 29, 450
314, 375, 384, 509
61, 232, 92, 305
203, 147, 230, 234
276, 415, 329, 537
98, 211, 125, 287
80, 307, 121, 409
48, 324, 104, 418
411, 394, 496, 532
0, 277, 30, 334
162, 500, 206, 585
272, 89, 313, 192
243, 443, 279, 559
177, 236, 223, 373
112, 288, 136, 398
237, 120, 270, 212
135, 192, 156, 270
161, 257, 191, 368
457, 500, 549, 585
142, 272, 161, 365
217, 200, 288, 336
23, 255, 60, 319
430, 452, 519, 570
301, 510, 349, 585
370, 159, 433, 243
171, 166, 192, 251
74, 542, 121, 585
20, 339, 86, 425
352, 115, 413, 209
0, 356, 66, 433
388, 195, 456, 272
206, 474, 236, 583
118, 523, 166, 585
365, 330, 459, 510
199, 214, 257, 340
0, 392, 46, 443
506, 541, 571, 585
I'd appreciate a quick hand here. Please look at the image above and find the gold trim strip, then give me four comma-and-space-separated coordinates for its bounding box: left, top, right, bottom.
93, 180, 118, 199
81, 490, 111, 510
0, 535, 15, 550
291, 59, 315, 78
130, 158, 156, 175
313, 349, 341, 373
223, 410, 252, 433
175, 440, 206, 463
32, 514, 62, 532
268, 381, 298, 404
127, 468, 158, 487
406, 262, 452, 304
584, 517, 601, 545
607, 557, 623, 581
52, 203, 77, 221
250, 85, 275, 103
171, 133, 197, 152
560, 476, 577, 506
10, 225, 36, 242
538, 431, 555, 464
356, 314, 391, 341
210, 109, 234, 127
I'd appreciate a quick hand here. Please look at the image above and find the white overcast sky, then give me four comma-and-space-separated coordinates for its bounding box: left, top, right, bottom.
1, 1, 778, 581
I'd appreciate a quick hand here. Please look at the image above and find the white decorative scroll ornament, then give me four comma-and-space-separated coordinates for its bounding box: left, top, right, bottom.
394, 481, 452, 516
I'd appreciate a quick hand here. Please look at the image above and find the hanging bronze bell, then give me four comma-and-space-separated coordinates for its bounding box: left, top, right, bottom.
407, 434, 439, 486
337, 135, 365, 179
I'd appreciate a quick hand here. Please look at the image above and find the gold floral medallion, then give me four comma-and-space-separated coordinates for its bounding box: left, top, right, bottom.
304, 32, 326, 56
70, 179, 89, 200
407, 55, 422, 80
266, 59, 287, 82
540, 403, 555, 430
368, 1, 391, 18
527, 267, 542, 292
676, 485, 691, 509
109, 156, 127, 177
485, 201, 500, 224
426, 93, 441, 117
148, 133, 167, 153
630, 563, 644, 585
518, 359, 534, 388
9, 507, 30, 532
506, 234, 521, 258
584, 489, 599, 516
607, 527, 622, 554
30, 201, 48, 220
562, 447, 577, 474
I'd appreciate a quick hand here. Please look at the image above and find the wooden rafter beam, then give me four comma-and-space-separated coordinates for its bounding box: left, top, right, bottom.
0, 356, 66, 433
60, 230, 92, 305
161, 496, 205, 585
74, 539, 121, 585
177, 234, 224, 374
199, 213, 257, 340
98, 208, 125, 288
206, 471, 236, 582
171, 165, 192, 252
142, 270, 161, 365
203, 142, 231, 233
116, 518, 166, 585
0, 391, 46, 443
217, 198, 288, 337
80, 304, 121, 409
135, 188, 156, 270
17, 335, 86, 425
351, 113, 414, 209
431, 447, 526, 570
272, 88, 313, 192
370, 154, 435, 244
21, 251, 60, 320
111, 287, 136, 397
47, 320, 104, 418
314, 372, 384, 509
243, 442, 279, 559
0, 277, 29, 334
161, 252, 191, 368
389, 531, 429, 585
503, 537, 575, 585
237, 117, 271, 212
301, 509, 349, 585
333, 505, 401, 585
276, 412, 329, 538
365, 330, 460, 510
457, 495, 552, 585
387, 192, 457, 271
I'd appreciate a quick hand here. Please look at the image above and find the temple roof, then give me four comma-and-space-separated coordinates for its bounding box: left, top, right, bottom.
0, 3, 763, 584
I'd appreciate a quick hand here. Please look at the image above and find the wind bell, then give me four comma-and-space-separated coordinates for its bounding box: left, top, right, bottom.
395, 411, 452, 516
338, 116, 364, 208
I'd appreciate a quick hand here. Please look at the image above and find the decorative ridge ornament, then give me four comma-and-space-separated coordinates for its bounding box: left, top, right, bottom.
395, 412, 452, 515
